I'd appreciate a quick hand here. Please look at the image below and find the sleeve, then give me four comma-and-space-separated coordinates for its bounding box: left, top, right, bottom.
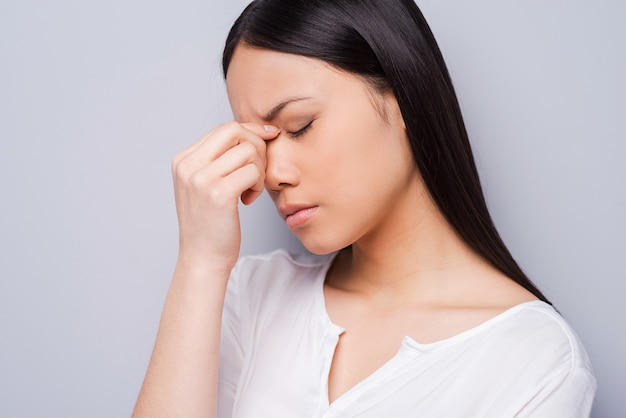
217, 259, 246, 418
516, 365, 597, 418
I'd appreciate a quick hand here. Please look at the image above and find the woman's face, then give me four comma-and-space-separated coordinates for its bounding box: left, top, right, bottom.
226, 45, 422, 254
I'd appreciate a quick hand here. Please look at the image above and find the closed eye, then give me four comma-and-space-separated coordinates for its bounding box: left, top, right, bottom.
287, 120, 314, 138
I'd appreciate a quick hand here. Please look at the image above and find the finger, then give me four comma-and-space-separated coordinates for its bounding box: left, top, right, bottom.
173, 122, 269, 179
240, 123, 280, 140
223, 163, 266, 206
186, 141, 265, 204
200, 122, 270, 163
241, 186, 263, 206
172, 129, 215, 168
181, 122, 279, 164
209, 141, 266, 192
171, 122, 251, 170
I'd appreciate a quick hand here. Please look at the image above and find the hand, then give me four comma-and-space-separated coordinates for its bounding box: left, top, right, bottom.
171, 122, 280, 273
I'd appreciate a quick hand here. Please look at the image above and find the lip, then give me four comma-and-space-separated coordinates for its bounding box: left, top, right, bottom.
279, 204, 319, 229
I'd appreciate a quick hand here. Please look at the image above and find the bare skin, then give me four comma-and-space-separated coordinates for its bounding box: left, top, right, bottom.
324, 235, 537, 402
226, 45, 537, 403
133, 44, 537, 415
132, 122, 280, 417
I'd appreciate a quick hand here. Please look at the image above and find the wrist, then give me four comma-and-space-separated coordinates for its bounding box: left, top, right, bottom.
173, 254, 234, 286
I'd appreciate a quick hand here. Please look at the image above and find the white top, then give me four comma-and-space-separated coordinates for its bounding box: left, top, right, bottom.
218, 250, 596, 417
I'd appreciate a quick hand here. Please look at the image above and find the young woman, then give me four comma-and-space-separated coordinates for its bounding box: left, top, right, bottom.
134, 0, 596, 416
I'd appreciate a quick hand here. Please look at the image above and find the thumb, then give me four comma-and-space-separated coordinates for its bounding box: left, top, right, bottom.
241, 123, 281, 140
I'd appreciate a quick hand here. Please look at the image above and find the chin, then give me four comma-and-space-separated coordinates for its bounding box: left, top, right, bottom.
295, 232, 351, 256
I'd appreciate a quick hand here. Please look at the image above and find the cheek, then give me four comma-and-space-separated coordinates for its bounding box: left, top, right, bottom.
330, 114, 400, 181
322, 103, 381, 159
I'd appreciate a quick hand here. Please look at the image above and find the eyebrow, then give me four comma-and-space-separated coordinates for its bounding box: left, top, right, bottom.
262, 97, 313, 121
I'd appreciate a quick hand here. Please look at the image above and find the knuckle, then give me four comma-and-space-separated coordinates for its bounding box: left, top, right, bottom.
248, 162, 265, 182
173, 157, 193, 180
189, 171, 209, 189
207, 185, 234, 205
208, 186, 224, 201
225, 120, 241, 129
219, 121, 241, 136
171, 152, 184, 171
240, 141, 257, 157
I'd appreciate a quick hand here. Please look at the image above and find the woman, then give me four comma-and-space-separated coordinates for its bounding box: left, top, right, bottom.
134, 0, 596, 416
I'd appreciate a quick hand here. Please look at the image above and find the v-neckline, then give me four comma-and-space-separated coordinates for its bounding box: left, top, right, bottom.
312, 252, 547, 411
313, 253, 417, 410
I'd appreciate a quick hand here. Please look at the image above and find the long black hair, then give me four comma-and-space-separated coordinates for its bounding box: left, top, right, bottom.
222, 0, 551, 304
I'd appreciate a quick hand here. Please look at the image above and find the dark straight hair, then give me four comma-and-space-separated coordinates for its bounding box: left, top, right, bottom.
222, 0, 551, 304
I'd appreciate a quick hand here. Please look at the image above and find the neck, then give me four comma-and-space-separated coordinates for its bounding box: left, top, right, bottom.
327, 179, 490, 304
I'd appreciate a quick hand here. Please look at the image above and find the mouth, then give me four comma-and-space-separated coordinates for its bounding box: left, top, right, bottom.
279, 204, 319, 229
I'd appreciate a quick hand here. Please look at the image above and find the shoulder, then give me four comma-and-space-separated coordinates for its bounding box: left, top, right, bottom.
236, 248, 333, 269
233, 249, 334, 281
425, 301, 593, 377
228, 249, 335, 300
475, 302, 597, 414
223, 250, 335, 341
472, 301, 596, 401
496, 301, 593, 371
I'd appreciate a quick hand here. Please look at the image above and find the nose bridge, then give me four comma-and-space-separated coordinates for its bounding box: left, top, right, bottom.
265, 136, 299, 189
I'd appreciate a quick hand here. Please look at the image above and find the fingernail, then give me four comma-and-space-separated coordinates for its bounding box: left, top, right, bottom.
263, 125, 280, 133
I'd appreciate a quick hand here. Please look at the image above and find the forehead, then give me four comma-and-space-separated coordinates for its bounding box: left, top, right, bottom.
225, 45, 351, 121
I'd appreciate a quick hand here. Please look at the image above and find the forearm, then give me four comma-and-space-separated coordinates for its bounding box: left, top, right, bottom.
133, 263, 230, 418
133, 122, 277, 417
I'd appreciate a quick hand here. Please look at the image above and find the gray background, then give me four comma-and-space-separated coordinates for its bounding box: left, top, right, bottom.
0, 0, 623, 416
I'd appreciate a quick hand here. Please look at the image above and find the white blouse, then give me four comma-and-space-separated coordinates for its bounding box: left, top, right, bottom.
218, 250, 596, 417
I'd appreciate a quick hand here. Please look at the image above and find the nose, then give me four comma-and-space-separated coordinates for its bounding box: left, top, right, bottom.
264, 136, 300, 192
